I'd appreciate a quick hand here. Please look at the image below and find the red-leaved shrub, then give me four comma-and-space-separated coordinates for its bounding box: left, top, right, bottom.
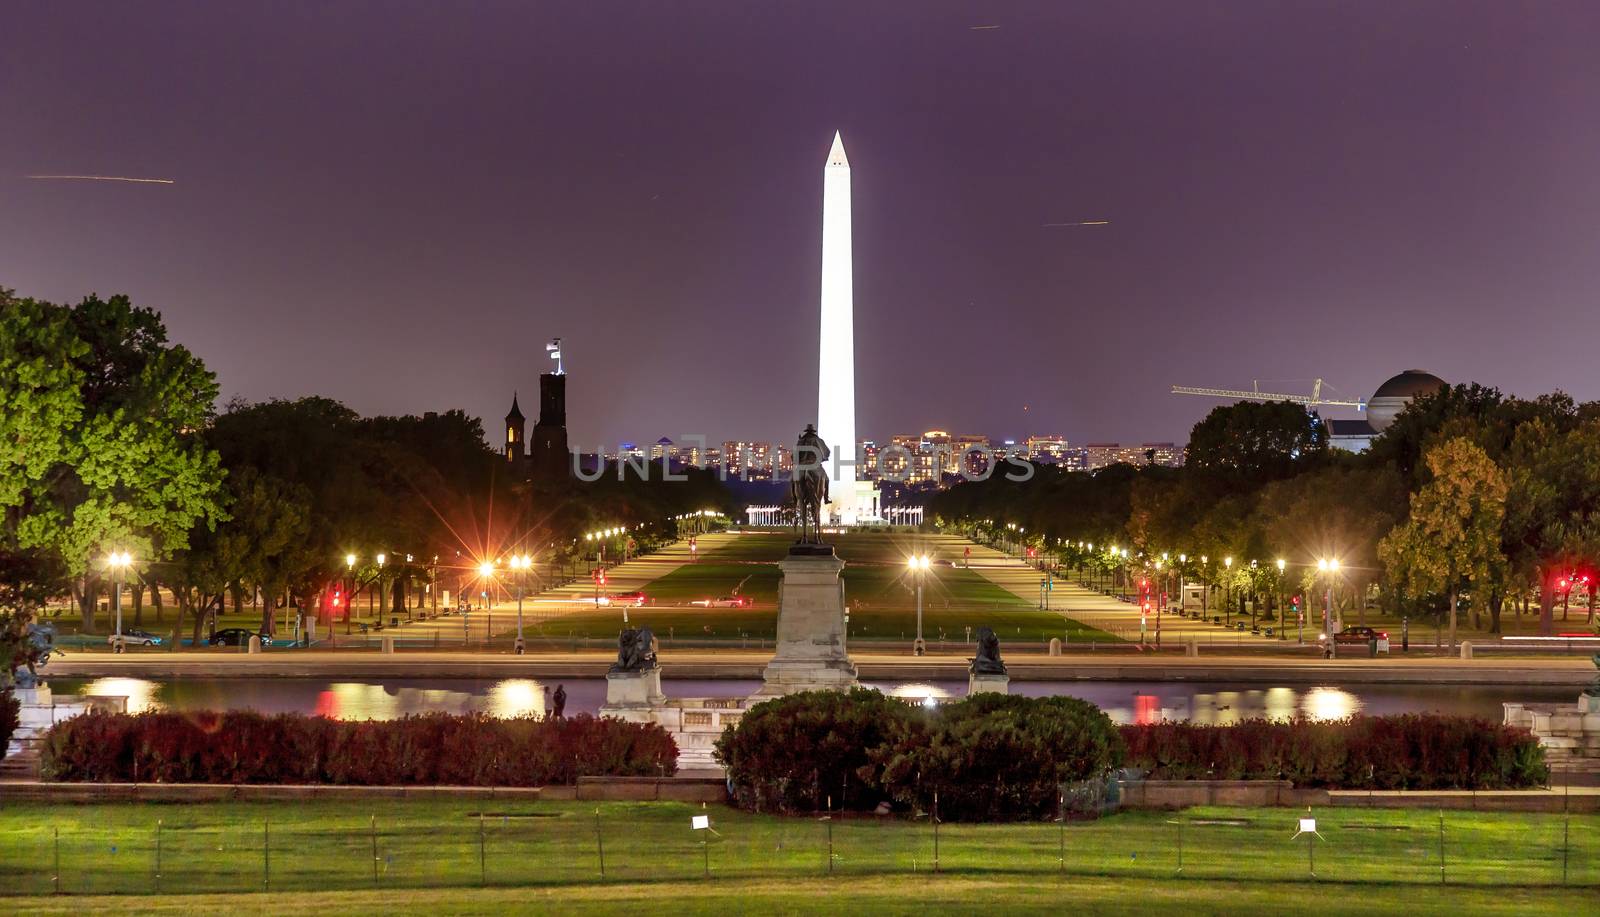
41, 711, 677, 785
1120, 715, 1547, 789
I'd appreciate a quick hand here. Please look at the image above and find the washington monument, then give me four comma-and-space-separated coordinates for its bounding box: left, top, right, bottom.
816, 131, 870, 523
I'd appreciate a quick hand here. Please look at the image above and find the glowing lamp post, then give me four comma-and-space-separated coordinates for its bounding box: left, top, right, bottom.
374, 553, 386, 628
1221, 556, 1234, 626
478, 561, 496, 645
1275, 558, 1287, 639
106, 551, 133, 652
908, 554, 932, 656
344, 554, 357, 634
1317, 558, 1340, 658
509, 554, 530, 655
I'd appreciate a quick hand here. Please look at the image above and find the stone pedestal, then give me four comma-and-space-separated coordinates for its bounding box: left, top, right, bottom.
603, 667, 667, 712
15, 684, 52, 707
1505, 694, 1600, 776
968, 672, 1010, 695
757, 546, 858, 695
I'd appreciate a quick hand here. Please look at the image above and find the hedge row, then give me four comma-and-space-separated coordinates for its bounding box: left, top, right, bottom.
714, 692, 1551, 821
42, 710, 677, 785
1120, 715, 1547, 789
715, 690, 1125, 821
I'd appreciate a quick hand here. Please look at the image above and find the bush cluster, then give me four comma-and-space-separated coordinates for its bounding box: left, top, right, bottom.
1121, 715, 1548, 789
41, 711, 677, 785
715, 690, 1125, 820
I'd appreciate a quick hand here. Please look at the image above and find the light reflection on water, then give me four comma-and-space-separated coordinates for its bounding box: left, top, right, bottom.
52, 677, 1568, 723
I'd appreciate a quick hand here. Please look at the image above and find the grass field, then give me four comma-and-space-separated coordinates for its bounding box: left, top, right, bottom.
0, 798, 1594, 912
538, 531, 1118, 643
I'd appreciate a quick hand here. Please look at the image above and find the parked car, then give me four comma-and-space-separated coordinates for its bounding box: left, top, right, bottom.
1323, 626, 1390, 653
108, 629, 163, 647
209, 628, 266, 647
692, 595, 750, 608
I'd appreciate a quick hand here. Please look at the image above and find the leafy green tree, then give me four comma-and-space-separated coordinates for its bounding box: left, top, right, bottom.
1379, 438, 1508, 646
1501, 418, 1600, 635
0, 289, 224, 635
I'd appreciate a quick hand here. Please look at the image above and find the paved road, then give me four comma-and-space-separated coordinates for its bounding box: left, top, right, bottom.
45, 649, 1595, 685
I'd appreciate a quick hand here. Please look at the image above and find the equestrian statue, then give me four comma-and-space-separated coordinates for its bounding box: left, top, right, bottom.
789, 423, 830, 545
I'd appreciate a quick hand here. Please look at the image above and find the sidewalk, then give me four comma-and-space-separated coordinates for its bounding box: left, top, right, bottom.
362, 532, 739, 643
953, 539, 1279, 647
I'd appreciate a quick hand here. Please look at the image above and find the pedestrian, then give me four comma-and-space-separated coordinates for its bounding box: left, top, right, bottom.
552, 684, 567, 719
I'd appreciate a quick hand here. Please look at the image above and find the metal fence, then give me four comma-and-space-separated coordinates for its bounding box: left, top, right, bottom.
3, 803, 1595, 897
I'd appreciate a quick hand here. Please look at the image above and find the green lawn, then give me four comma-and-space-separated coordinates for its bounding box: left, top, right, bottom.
0, 799, 1593, 910
541, 531, 1118, 644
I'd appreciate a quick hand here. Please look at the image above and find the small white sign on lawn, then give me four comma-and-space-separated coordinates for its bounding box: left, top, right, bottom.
691, 815, 710, 831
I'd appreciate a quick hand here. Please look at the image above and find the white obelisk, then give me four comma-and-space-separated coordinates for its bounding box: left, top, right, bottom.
817, 132, 857, 525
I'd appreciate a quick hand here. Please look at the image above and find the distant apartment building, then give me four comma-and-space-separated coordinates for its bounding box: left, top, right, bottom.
1083, 443, 1122, 471
649, 437, 677, 463
1080, 441, 1183, 470
1026, 436, 1069, 462
721, 441, 773, 478
858, 440, 880, 480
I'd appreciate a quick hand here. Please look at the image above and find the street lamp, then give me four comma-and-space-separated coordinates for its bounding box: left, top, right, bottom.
907, 554, 932, 655
1223, 556, 1234, 625
106, 551, 133, 652
1275, 558, 1287, 639
344, 553, 357, 634
1317, 558, 1340, 658
478, 561, 496, 646
509, 554, 530, 655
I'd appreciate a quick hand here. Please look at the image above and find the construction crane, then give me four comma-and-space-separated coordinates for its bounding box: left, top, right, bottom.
1171, 378, 1366, 410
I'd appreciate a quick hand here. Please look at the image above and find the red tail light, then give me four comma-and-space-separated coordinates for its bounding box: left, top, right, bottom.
1379, 632, 1388, 639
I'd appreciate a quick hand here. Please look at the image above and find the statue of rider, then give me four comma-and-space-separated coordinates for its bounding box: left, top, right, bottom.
796, 424, 830, 506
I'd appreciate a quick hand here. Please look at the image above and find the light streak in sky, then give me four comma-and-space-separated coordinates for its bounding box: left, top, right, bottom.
26, 174, 175, 184
1044, 220, 1110, 226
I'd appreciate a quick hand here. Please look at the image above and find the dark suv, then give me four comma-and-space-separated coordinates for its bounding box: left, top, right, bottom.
209, 628, 265, 647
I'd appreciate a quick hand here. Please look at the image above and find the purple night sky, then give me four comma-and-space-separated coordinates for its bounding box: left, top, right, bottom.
4, 3, 1599, 450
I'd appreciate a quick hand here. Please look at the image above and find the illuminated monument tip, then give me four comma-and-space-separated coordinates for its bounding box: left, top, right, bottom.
827, 131, 849, 168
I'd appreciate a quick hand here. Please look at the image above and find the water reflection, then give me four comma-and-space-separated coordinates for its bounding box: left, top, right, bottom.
80, 677, 161, 713
44, 676, 1566, 724
1301, 686, 1361, 721
486, 679, 546, 718
884, 682, 952, 703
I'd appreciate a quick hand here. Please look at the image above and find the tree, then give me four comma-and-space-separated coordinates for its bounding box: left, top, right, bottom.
1184, 400, 1327, 485
1256, 460, 1406, 627
0, 289, 225, 636
1379, 438, 1508, 647
1501, 418, 1600, 636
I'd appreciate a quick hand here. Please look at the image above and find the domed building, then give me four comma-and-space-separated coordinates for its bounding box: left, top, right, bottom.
1328, 370, 1448, 452
1365, 369, 1447, 432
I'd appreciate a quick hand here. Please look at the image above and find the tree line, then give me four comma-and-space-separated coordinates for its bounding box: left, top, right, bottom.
1, 288, 735, 664
929, 391, 1600, 639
